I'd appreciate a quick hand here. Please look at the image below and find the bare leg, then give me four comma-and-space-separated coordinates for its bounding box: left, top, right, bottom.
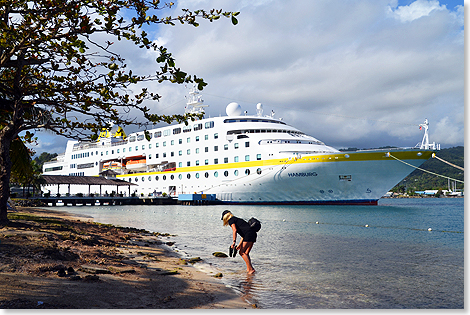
239, 241, 255, 274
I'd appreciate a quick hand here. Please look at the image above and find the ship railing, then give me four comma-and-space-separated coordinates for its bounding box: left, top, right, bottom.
43, 154, 65, 165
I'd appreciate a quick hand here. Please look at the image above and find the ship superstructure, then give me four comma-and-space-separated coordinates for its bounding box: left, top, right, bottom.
42, 88, 438, 204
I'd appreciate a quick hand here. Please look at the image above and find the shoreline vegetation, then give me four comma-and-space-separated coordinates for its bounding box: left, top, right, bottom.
0, 207, 251, 309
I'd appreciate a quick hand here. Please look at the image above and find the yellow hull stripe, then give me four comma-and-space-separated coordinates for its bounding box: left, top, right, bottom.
116, 150, 434, 178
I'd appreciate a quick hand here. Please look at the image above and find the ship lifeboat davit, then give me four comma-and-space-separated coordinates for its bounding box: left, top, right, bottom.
126, 159, 147, 170
103, 161, 123, 170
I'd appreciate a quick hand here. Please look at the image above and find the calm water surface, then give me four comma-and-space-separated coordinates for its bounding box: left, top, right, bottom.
47, 198, 464, 309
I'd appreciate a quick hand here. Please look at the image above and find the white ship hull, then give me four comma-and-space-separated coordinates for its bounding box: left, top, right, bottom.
42, 90, 437, 205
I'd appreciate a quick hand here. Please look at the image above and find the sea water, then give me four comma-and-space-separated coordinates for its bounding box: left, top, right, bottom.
47, 198, 464, 309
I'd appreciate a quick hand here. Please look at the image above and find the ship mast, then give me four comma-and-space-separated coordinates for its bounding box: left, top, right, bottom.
185, 86, 208, 115
418, 119, 440, 150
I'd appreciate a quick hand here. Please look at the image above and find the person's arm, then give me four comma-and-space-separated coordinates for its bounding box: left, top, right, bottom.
230, 223, 237, 248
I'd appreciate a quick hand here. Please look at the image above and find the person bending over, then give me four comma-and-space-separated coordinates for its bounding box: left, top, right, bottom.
221, 210, 257, 274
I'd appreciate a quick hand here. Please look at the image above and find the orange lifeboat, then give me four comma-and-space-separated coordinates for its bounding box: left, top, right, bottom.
126, 159, 146, 170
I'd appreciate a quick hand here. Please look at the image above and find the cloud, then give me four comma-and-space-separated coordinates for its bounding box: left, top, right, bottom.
389, 0, 446, 22
32, 0, 464, 156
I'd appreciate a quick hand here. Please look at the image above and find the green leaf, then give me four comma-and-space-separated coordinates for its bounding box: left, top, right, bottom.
231, 15, 238, 25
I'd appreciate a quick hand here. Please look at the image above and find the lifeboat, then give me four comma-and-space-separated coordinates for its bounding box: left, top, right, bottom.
126, 159, 146, 170
103, 161, 123, 170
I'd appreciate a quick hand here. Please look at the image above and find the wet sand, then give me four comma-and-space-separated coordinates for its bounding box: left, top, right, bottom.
0, 207, 251, 309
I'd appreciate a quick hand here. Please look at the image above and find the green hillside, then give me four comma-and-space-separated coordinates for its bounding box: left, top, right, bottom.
392, 146, 464, 192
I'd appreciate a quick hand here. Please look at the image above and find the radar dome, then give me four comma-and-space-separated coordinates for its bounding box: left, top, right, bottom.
226, 102, 242, 116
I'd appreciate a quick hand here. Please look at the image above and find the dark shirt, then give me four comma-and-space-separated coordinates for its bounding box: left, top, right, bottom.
228, 216, 252, 239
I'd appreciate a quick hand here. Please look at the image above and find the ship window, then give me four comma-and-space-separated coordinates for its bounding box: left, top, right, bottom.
187, 161, 190, 166
156, 176, 159, 181
257, 154, 261, 160
194, 123, 202, 131
179, 150, 182, 156
196, 173, 199, 179
187, 149, 190, 155
257, 168, 262, 175
137, 134, 144, 141
224, 171, 229, 177
205, 172, 209, 178
171, 152, 174, 157
148, 176, 151, 181
214, 171, 218, 178
101, 152, 103, 156
116, 149, 119, 154
245, 155, 250, 161
179, 139, 182, 144
149, 154, 152, 159
214, 133, 218, 139
187, 174, 191, 179
129, 136, 136, 142
224, 157, 228, 163
156, 143, 159, 147
205, 135, 209, 140
163, 153, 166, 157
129, 178, 132, 182
245, 141, 250, 147
234, 156, 239, 162
196, 148, 199, 154
234, 143, 239, 149
205, 121, 214, 129
205, 147, 208, 152
196, 160, 199, 166
135, 146, 138, 151
205, 159, 209, 165
156, 153, 159, 158
135, 178, 138, 182
96, 151, 98, 155
224, 144, 228, 150
187, 137, 190, 143
149, 144, 151, 149
142, 177, 145, 182
171, 140, 174, 145
245, 169, 250, 175
183, 125, 191, 133
154, 131, 161, 138
123, 148, 126, 152
173, 127, 181, 135
179, 162, 182, 167
170, 174, 174, 180
214, 146, 218, 151
214, 158, 218, 164
163, 129, 171, 136
179, 174, 182, 180
142, 145, 145, 150
196, 136, 200, 141
163, 175, 166, 180
234, 170, 239, 176
163, 141, 166, 147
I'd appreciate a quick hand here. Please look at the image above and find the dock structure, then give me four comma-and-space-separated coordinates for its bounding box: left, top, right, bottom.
36, 196, 177, 206
177, 193, 219, 205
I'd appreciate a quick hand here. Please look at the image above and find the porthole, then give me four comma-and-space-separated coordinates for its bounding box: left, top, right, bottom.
224, 171, 229, 177
148, 176, 151, 181
257, 168, 262, 175
163, 175, 166, 180
245, 169, 250, 175
142, 177, 145, 182
179, 174, 182, 180
187, 174, 191, 179
205, 172, 209, 178
214, 171, 218, 178
135, 178, 138, 182
234, 170, 239, 176
155, 176, 159, 181
170, 174, 174, 180
195, 173, 200, 179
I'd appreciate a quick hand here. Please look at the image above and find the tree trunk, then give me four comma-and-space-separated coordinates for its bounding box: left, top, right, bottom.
0, 126, 15, 225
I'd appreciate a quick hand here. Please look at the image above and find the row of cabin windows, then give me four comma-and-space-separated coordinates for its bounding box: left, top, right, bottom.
129, 167, 263, 182
101, 141, 249, 157
128, 121, 214, 142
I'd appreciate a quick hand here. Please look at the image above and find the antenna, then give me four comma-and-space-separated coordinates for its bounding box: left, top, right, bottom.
185, 85, 208, 115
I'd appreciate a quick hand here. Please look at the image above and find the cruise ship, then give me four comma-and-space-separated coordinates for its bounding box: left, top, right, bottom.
42, 88, 439, 205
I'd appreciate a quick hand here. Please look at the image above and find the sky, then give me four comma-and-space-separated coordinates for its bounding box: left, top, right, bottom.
32, 0, 465, 156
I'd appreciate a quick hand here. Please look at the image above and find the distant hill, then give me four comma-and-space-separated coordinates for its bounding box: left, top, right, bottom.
392, 146, 464, 192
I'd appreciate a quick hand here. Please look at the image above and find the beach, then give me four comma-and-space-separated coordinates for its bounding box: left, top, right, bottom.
0, 207, 251, 309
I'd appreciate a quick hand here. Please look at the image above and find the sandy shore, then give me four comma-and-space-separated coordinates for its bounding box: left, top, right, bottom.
0, 207, 251, 309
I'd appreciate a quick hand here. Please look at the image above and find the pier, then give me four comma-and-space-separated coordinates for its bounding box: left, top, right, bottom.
36, 196, 178, 206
